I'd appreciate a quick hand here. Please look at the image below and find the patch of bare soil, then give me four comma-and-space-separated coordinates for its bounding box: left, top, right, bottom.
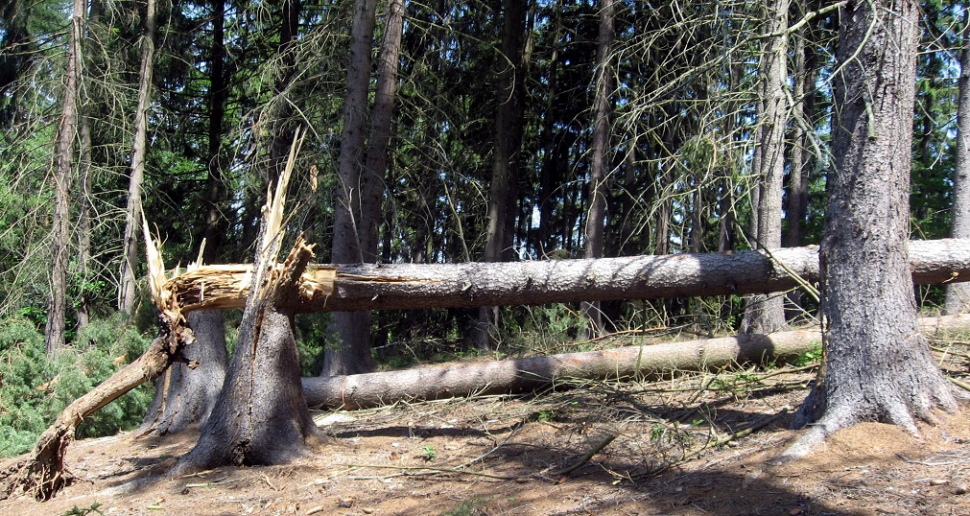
3, 369, 970, 516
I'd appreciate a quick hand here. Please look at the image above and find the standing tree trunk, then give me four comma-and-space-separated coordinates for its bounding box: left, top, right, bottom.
946, 9, 970, 314
45, 0, 86, 355
784, 0, 818, 319
477, 0, 527, 349
782, 0, 960, 459
202, 0, 229, 264
118, 0, 157, 316
173, 156, 322, 473
76, 113, 93, 329
581, 0, 615, 338
140, 309, 228, 435
139, 0, 232, 435
742, 0, 789, 334
325, 0, 379, 376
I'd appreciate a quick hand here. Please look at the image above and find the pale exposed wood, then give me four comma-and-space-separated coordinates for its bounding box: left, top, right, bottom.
166, 239, 970, 314
302, 314, 970, 410
302, 330, 823, 410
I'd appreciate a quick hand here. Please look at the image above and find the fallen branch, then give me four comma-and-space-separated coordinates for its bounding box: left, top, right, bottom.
555, 433, 617, 483
304, 330, 823, 409
0, 218, 193, 501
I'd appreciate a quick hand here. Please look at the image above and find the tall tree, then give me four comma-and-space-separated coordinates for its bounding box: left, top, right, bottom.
45, 0, 86, 355
202, 0, 229, 263
784, 0, 819, 318
118, 0, 157, 315
581, 0, 616, 337
477, 0, 527, 349
946, 7, 970, 314
783, 0, 959, 458
326, 0, 380, 375
742, 0, 789, 334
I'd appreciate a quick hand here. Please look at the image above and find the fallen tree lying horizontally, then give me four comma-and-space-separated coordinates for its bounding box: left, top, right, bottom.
303, 315, 970, 409
6, 233, 970, 500
166, 239, 970, 314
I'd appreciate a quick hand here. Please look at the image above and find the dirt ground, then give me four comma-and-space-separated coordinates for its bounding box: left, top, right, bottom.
3, 367, 970, 516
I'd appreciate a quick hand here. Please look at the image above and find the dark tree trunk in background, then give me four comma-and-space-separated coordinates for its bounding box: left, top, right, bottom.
140, 310, 228, 435
742, 0, 788, 334
326, 0, 379, 376
784, 0, 817, 318
119, 0, 157, 316
477, 0, 527, 349
45, 0, 85, 355
581, 0, 615, 338
946, 9, 970, 314
782, 0, 959, 459
202, 0, 229, 264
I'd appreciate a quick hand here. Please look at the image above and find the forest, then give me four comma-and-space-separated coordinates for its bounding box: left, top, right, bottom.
1, 0, 970, 508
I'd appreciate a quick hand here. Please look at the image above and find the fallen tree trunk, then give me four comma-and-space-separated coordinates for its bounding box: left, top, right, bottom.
168, 239, 970, 313
302, 315, 970, 410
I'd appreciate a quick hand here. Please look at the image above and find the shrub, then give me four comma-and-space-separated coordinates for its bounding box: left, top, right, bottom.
0, 314, 153, 457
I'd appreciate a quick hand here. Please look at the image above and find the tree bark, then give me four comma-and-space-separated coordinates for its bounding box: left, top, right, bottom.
946, 8, 970, 314
45, 0, 85, 355
742, 0, 789, 334
477, 0, 527, 349
202, 0, 228, 265
139, 310, 228, 435
172, 237, 322, 473
119, 0, 157, 315
782, 0, 960, 460
581, 0, 615, 338
302, 315, 970, 410
164, 239, 970, 314
304, 330, 821, 409
784, 0, 818, 318
326, 0, 379, 376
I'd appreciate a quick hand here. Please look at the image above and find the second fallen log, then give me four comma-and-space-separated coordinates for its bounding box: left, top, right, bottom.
301, 330, 821, 409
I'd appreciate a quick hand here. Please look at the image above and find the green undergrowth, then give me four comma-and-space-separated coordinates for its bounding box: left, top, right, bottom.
0, 314, 153, 458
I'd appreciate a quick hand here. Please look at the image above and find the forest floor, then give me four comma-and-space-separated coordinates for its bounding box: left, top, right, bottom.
4, 345, 970, 515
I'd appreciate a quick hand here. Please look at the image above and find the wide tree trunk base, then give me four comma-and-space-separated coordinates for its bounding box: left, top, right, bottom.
171, 236, 324, 475
777, 334, 962, 462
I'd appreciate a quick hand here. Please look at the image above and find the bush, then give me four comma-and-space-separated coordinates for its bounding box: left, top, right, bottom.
0, 314, 153, 458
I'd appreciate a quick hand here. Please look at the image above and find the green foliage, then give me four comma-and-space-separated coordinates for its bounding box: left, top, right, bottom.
793, 344, 823, 367
61, 503, 103, 516
0, 315, 153, 458
441, 497, 487, 516
421, 444, 438, 462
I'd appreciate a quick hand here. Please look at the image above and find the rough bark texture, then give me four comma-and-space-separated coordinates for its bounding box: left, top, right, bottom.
165, 239, 970, 314
581, 0, 615, 338
782, 0, 959, 460
326, 0, 379, 376
742, 0, 788, 334
140, 310, 228, 435
946, 9, 970, 314
202, 0, 228, 264
304, 330, 821, 409
119, 0, 156, 315
478, 0, 527, 349
784, 1, 817, 318
302, 315, 970, 410
45, 0, 85, 355
173, 239, 322, 473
